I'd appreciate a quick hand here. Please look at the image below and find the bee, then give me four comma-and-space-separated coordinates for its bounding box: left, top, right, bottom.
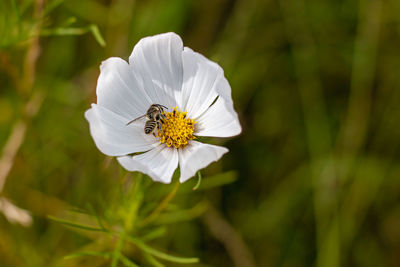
126, 104, 167, 136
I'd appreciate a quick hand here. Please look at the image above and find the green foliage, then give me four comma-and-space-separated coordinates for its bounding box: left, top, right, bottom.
47, 174, 200, 266
0, 0, 105, 49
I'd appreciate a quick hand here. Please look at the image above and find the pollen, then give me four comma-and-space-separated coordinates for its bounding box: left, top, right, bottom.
157, 107, 196, 149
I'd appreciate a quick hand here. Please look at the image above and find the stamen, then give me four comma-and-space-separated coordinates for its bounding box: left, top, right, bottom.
157, 107, 196, 149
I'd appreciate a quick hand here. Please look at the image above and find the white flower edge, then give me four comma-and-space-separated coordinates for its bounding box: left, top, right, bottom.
117, 144, 179, 184
117, 141, 228, 183
180, 47, 242, 137
85, 104, 158, 156
178, 141, 229, 183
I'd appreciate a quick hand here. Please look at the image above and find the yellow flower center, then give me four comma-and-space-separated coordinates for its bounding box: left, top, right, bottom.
157, 107, 196, 148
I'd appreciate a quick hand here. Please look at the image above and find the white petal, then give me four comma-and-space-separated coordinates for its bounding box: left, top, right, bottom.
180, 47, 219, 118
195, 87, 242, 137
117, 145, 179, 184
178, 141, 228, 183
96, 57, 153, 120
129, 32, 184, 109
85, 104, 158, 156
180, 48, 241, 137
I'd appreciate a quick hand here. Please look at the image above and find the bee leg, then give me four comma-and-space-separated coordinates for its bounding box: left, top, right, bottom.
153, 125, 158, 137
159, 104, 168, 110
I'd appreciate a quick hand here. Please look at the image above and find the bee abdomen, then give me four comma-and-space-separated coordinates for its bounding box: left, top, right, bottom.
144, 120, 157, 134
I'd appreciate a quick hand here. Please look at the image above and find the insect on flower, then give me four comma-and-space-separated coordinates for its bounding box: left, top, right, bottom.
126, 104, 167, 136
85, 32, 241, 183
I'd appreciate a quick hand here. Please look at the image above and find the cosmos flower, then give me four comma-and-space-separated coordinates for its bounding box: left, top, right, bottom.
85, 32, 241, 183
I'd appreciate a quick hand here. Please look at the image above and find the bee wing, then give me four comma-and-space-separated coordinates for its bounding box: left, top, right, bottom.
126, 115, 146, 126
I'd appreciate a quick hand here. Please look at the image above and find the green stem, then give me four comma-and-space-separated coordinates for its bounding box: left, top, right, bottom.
111, 231, 125, 267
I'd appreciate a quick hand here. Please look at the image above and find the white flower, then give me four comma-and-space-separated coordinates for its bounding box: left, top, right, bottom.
85, 32, 241, 183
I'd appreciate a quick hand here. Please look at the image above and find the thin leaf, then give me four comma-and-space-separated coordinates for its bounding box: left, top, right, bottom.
143, 252, 165, 267
61, 17, 77, 27
86, 203, 108, 231
126, 236, 199, 264
155, 201, 208, 225
48, 215, 107, 232
111, 232, 125, 267
40, 27, 88, 36
181, 171, 238, 192
118, 253, 140, 267
199, 171, 238, 190
140, 227, 167, 242
89, 24, 106, 47
64, 250, 112, 260
43, 0, 64, 16
67, 207, 91, 215
10, 0, 21, 33
40, 24, 106, 47
139, 181, 180, 227
19, 0, 34, 16
192, 171, 202, 190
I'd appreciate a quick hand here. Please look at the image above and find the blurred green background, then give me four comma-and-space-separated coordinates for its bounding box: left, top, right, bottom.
1, 0, 400, 266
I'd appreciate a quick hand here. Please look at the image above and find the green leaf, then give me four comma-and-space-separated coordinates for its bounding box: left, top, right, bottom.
10, 0, 21, 33
86, 203, 108, 231
43, 0, 64, 17
65, 250, 140, 266
199, 171, 238, 189
40, 27, 88, 36
118, 253, 140, 267
40, 24, 106, 47
89, 24, 106, 47
140, 227, 167, 242
143, 252, 165, 267
47, 215, 107, 232
64, 250, 112, 260
181, 171, 238, 192
61, 17, 77, 27
192, 171, 202, 190
126, 236, 199, 264
155, 201, 208, 225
